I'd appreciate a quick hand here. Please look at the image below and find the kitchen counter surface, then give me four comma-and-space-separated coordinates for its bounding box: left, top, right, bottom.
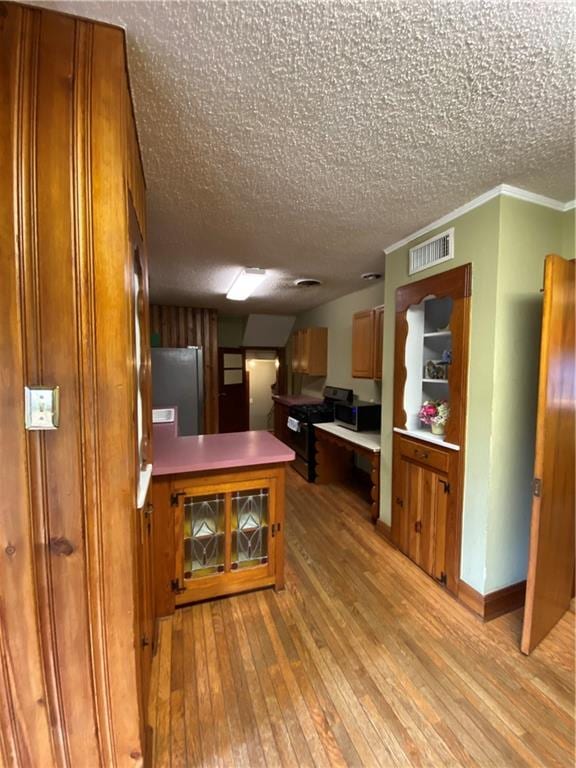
152, 421, 295, 476
314, 422, 381, 452
272, 394, 324, 407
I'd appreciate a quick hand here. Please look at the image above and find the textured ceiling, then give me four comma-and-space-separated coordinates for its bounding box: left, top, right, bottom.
37, 0, 575, 313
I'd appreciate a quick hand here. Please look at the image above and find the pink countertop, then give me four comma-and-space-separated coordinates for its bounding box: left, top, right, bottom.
272, 394, 323, 406
152, 421, 295, 476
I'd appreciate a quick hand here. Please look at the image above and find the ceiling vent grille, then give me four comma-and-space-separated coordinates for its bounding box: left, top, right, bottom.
408, 228, 454, 275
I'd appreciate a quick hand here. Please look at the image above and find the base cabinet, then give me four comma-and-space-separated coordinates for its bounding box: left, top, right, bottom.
392, 434, 458, 593
153, 465, 286, 612
273, 401, 291, 445
400, 459, 448, 581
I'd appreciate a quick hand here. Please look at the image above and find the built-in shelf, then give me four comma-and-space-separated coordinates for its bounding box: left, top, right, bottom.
423, 330, 451, 338
422, 378, 448, 383
393, 427, 460, 451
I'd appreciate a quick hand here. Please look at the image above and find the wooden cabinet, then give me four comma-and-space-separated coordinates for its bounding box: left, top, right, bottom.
391, 265, 471, 596
291, 327, 327, 376
374, 306, 384, 381
154, 465, 286, 609
352, 306, 384, 379
394, 438, 450, 583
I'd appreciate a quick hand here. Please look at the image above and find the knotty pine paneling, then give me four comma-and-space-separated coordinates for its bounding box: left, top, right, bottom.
0, 4, 148, 765
150, 305, 219, 434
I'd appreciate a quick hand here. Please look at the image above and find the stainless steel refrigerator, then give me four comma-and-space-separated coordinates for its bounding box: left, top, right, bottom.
151, 347, 204, 436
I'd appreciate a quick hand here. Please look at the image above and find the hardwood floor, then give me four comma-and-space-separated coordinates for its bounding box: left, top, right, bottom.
148, 468, 575, 767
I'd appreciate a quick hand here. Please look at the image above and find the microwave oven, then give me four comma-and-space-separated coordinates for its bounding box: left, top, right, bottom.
334, 401, 381, 432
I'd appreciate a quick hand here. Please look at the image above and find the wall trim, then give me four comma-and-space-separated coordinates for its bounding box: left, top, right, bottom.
375, 519, 393, 544
458, 579, 527, 621
384, 185, 576, 255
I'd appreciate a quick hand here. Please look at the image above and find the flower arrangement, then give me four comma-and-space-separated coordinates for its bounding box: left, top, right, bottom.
418, 400, 450, 433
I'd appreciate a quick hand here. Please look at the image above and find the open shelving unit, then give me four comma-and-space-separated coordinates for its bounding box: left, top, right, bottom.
391, 263, 471, 597
403, 296, 453, 441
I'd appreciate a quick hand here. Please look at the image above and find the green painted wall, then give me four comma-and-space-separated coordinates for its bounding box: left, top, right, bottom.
380, 196, 572, 594
561, 208, 575, 260
381, 199, 501, 592
293, 281, 384, 402
486, 200, 572, 591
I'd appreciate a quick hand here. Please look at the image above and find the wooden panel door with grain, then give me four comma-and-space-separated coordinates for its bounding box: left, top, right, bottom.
397, 448, 449, 585
521, 253, 575, 655
352, 309, 375, 378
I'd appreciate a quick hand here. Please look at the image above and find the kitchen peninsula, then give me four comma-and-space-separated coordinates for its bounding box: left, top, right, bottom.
151, 419, 294, 616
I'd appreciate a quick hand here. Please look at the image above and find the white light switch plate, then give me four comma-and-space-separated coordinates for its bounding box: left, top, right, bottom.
25, 386, 59, 430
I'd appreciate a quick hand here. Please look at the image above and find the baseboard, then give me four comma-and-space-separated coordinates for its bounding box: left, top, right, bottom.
375, 519, 393, 544
484, 581, 526, 621
458, 579, 526, 621
457, 580, 485, 617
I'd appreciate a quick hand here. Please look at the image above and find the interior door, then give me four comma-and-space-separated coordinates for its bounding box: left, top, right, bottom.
218, 348, 249, 433
521, 254, 575, 655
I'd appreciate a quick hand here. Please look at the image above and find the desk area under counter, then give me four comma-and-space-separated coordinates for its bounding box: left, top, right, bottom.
313, 422, 381, 522
151, 422, 294, 616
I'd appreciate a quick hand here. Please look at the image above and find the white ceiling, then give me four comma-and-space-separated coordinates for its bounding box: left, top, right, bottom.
38, 0, 575, 314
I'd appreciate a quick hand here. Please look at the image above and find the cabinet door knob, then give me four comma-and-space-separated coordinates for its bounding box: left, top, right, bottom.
414, 449, 429, 459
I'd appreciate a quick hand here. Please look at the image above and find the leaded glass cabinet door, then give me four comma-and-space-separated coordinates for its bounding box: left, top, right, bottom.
176, 492, 226, 586
231, 487, 271, 571
173, 476, 277, 597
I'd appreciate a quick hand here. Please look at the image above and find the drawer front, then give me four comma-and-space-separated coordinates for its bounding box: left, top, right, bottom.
398, 437, 449, 473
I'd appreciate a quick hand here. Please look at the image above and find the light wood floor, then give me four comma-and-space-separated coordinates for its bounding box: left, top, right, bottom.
148, 469, 575, 767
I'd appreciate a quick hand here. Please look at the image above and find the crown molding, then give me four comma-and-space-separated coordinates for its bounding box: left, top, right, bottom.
384, 185, 575, 255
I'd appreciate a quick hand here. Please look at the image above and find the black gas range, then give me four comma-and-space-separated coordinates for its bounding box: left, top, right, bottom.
286, 387, 353, 482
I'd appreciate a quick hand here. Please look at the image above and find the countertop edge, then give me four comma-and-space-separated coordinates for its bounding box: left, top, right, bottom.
152, 453, 295, 477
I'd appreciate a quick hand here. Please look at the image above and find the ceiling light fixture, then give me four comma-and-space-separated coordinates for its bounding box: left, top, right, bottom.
361, 272, 382, 281
226, 267, 267, 301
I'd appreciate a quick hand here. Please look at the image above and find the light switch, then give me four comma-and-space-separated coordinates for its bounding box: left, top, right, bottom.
25, 386, 60, 430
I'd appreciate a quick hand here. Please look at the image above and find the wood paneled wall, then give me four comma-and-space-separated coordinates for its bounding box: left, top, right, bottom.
0, 4, 147, 766
150, 305, 219, 433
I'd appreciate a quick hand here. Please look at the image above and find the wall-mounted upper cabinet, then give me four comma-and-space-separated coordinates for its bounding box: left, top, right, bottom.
291, 327, 327, 376
352, 307, 384, 379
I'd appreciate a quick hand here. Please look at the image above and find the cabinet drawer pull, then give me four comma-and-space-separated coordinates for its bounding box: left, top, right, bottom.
414, 449, 429, 459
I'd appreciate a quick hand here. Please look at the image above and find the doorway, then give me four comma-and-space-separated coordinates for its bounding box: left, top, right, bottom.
246, 351, 279, 430
218, 348, 249, 433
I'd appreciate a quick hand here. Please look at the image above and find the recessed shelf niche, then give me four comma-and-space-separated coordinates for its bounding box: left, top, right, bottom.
403, 296, 453, 433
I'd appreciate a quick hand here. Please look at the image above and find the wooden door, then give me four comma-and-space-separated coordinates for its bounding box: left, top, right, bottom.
352, 309, 375, 378
405, 461, 435, 575
374, 306, 384, 381
290, 330, 301, 372
521, 254, 575, 655
300, 329, 311, 373
401, 457, 448, 581
218, 348, 249, 433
